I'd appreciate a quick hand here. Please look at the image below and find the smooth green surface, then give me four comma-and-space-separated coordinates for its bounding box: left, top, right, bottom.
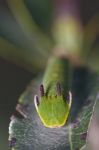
38, 96, 69, 128
43, 57, 69, 96
36, 56, 71, 127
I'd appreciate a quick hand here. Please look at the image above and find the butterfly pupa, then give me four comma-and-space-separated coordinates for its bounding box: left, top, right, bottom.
34, 56, 72, 128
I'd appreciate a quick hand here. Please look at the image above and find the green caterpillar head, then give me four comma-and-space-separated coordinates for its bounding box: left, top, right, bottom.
34, 83, 72, 128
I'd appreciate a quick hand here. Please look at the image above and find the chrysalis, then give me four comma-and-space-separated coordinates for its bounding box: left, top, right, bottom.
34, 56, 72, 128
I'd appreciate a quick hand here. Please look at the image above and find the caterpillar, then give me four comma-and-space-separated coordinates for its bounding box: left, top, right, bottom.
34, 56, 72, 128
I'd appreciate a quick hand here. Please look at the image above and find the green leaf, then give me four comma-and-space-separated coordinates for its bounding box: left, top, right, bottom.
85, 45, 99, 73
0, 37, 48, 73
7, 0, 53, 55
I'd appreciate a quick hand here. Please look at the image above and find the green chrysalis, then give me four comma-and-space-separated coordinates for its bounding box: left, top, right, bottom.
34, 56, 72, 128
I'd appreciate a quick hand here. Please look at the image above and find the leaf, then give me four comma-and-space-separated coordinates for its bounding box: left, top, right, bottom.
85, 45, 99, 73
0, 37, 48, 73
68, 95, 96, 150
82, 15, 99, 73
83, 15, 99, 53
8, 68, 99, 150
7, 0, 53, 55
67, 68, 99, 150
85, 94, 99, 150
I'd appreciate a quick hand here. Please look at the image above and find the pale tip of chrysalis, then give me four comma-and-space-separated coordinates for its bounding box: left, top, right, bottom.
56, 82, 62, 96
34, 95, 39, 110
68, 91, 72, 108
40, 84, 45, 96
15, 104, 27, 119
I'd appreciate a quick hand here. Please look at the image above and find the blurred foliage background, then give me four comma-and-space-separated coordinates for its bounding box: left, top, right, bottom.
0, 0, 99, 149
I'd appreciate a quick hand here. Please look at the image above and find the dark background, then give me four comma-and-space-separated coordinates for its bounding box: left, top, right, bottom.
0, 0, 99, 149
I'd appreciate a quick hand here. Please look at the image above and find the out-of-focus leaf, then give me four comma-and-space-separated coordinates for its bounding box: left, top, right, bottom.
82, 15, 99, 72
83, 15, 99, 52
0, 37, 48, 73
24, 0, 52, 31
8, 68, 99, 150
84, 45, 99, 73
7, 0, 53, 55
